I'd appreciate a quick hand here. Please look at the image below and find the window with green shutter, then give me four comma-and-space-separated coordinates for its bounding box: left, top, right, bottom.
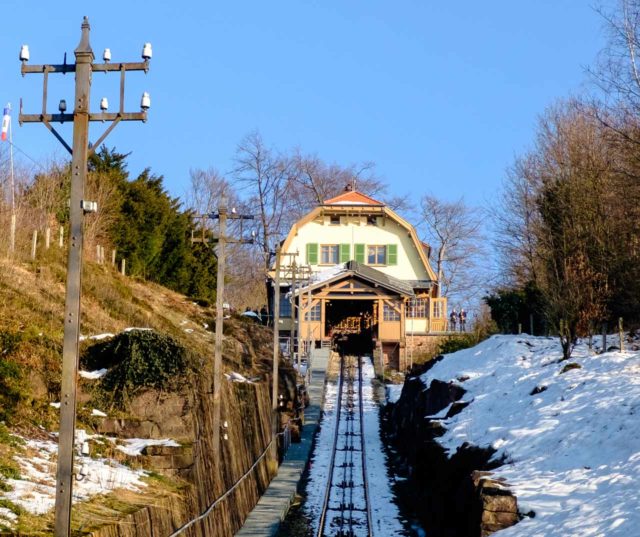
306, 243, 318, 265
387, 244, 398, 265
340, 243, 351, 263
354, 243, 365, 263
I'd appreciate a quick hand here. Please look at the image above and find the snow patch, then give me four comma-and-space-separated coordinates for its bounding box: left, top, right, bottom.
386, 384, 403, 404
79, 368, 108, 379
3, 438, 147, 517
116, 438, 180, 457
416, 334, 640, 536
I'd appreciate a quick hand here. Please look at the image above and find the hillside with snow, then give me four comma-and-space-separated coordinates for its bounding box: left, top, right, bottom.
405, 334, 640, 536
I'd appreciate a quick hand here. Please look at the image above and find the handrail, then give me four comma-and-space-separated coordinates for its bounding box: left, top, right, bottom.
167, 429, 285, 537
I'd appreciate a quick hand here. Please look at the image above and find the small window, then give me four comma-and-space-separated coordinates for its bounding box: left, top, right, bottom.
408, 298, 428, 318
367, 245, 387, 265
304, 303, 321, 321
321, 244, 339, 264
329, 215, 341, 225
279, 294, 292, 317
367, 216, 377, 226
383, 303, 400, 321
433, 300, 443, 319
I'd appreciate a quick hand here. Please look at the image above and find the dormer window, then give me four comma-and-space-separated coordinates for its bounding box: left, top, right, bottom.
329, 215, 340, 225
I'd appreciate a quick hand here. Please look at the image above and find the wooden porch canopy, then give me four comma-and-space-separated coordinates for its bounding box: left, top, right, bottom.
294, 261, 415, 299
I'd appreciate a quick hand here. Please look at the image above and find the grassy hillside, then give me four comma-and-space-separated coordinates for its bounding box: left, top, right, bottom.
0, 252, 280, 534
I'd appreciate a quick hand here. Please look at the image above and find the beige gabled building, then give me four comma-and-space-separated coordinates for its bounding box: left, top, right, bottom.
271, 187, 448, 370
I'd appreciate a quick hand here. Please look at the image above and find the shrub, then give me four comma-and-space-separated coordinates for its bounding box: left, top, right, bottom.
437, 333, 477, 355
82, 329, 192, 409
0, 331, 27, 424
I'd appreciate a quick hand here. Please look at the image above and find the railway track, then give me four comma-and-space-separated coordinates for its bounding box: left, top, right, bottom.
317, 355, 373, 537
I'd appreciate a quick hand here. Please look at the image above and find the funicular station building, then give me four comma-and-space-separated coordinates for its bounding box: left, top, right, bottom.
271, 188, 448, 370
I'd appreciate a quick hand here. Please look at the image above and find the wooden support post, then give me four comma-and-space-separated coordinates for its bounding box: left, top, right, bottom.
31, 230, 38, 260
272, 247, 281, 438
602, 323, 607, 353
120, 258, 126, 276
212, 207, 227, 463
529, 313, 534, 336
111, 249, 116, 266
96, 244, 100, 263
291, 262, 297, 370
59, 226, 64, 248
45, 227, 51, 249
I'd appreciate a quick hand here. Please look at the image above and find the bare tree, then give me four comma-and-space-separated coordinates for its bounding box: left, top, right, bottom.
286, 150, 388, 220
185, 167, 238, 216
492, 154, 544, 287
418, 194, 484, 303
232, 131, 291, 271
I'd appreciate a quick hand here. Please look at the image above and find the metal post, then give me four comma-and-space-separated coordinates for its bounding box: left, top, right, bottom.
54, 19, 93, 537
213, 207, 226, 462
8, 108, 15, 255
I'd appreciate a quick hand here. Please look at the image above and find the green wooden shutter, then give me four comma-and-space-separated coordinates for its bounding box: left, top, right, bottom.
306, 243, 318, 265
340, 243, 351, 263
354, 243, 365, 263
387, 244, 398, 265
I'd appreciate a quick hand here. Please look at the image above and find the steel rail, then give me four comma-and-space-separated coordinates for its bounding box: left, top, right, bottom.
317, 354, 373, 537
317, 353, 345, 537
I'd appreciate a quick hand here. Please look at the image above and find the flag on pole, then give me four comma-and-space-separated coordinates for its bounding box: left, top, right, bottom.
1, 104, 10, 142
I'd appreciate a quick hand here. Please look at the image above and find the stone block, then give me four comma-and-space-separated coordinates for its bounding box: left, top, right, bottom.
482, 493, 517, 513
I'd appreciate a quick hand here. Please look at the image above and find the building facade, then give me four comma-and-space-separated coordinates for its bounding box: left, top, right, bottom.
272, 188, 448, 370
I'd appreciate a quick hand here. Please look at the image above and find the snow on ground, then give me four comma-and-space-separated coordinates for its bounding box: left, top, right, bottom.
78, 333, 114, 342
79, 368, 108, 379
224, 371, 255, 383
361, 358, 405, 536
116, 438, 180, 456
414, 334, 640, 537
305, 358, 405, 535
386, 383, 403, 404
4, 438, 148, 517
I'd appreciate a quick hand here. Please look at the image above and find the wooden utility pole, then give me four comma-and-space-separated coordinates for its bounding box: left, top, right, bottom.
272, 246, 281, 437
192, 208, 254, 461
290, 260, 297, 363
212, 207, 226, 461
19, 18, 151, 537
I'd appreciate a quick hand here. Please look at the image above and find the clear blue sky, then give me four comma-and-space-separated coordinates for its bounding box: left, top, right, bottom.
0, 1, 611, 207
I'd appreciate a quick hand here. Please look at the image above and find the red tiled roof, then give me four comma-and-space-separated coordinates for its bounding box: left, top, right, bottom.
323, 190, 384, 206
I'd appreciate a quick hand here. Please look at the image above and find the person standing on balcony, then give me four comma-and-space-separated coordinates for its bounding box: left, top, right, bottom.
459, 309, 467, 332
450, 308, 458, 332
